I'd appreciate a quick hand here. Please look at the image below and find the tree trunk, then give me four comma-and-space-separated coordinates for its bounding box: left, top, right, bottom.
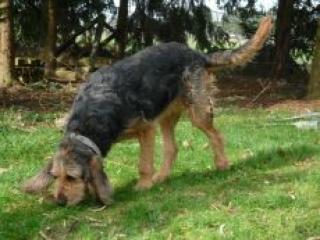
44, 0, 57, 79
116, 0, 129, 58
272, 0, 295, 79
307, 20, 320, 99
143, 17, 153, 47
0, 0, 14, 87
89, 15, 105, 71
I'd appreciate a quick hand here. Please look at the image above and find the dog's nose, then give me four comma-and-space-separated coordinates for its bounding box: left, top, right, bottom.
56, 193, 67, 206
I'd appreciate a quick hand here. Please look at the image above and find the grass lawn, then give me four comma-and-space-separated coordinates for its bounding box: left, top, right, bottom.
1, 106, 320, 240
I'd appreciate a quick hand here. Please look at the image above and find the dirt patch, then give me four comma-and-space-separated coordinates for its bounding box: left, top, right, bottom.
267, 100, 320, 113
217, 75, 287, 107
0, 76, 309, 112
0, 85, 76, 112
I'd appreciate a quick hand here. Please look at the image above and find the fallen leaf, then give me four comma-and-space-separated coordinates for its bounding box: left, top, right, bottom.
90, 205, 106, 212
218, 224, 226, 236
288, 192, 296, 200
85, 216, 103, 223
307, 237, 320, 240
39, 231, 52, 240
202, 143, 210, 149
182, 140, 192, 148
0, 167, 9, 175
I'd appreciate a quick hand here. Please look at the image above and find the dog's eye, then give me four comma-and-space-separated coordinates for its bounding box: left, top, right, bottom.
66, 175, 76, 181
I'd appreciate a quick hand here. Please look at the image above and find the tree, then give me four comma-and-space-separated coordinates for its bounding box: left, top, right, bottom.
89, 15, 105, 70
307, 20, 320, 99
272, 0, 295, 79
43, 0, 57, 79
219, 0, 318, 79
0, 0, 14, 87
116, 0, 129, 57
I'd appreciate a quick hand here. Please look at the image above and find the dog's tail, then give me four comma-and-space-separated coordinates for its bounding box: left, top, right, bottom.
206, 16, 273, 70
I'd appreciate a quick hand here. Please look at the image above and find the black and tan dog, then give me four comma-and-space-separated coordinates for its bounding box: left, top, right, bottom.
23, 17, 272, 206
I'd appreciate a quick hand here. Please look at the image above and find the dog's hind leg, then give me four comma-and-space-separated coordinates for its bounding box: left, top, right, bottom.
152, 112, 181, 184
134, 126, 156, 190
188, 107, 229, 171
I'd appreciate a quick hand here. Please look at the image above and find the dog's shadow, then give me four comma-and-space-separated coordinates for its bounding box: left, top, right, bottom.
109, 143, 319, 232
115, 143, 318, 202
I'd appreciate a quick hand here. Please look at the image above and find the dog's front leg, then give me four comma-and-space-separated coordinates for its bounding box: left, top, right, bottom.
22, 160, 53, 193
152, 113, 180, 183
134, 126, 156, 190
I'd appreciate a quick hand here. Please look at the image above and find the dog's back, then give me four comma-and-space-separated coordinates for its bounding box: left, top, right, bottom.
66, 17, 273, 155
66, 42, 207, 153
105, 42, 207, 119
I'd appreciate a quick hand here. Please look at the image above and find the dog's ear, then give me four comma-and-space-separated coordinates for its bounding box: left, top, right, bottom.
90, 156, 113, 206
22, 160, 53, 193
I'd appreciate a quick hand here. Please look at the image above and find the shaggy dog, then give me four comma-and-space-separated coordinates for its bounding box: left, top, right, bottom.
23, 17, 272, 206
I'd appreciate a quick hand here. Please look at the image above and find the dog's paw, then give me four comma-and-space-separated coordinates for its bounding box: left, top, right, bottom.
21, 181, 37, 193
152, 172, 169, 184
134, 179, 154, 191
216, 159, 230, 171
22, 175, 51, 194
99, 197, 114, 207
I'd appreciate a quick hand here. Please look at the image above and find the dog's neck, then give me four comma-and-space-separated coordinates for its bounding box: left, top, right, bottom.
66, 115, 124, 157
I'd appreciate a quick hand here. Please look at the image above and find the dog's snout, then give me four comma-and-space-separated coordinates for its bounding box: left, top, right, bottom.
56, 193, 67, 206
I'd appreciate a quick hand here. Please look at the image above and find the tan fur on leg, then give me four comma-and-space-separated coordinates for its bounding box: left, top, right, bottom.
134, 126, 156, 190
152, 113, 180, 183
188, 107, 229, 170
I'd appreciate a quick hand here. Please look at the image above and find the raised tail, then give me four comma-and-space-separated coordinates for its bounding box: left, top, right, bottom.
206, 16, 273, 70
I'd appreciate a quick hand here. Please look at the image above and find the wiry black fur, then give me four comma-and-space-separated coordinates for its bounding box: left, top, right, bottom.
66, 42, 208, 156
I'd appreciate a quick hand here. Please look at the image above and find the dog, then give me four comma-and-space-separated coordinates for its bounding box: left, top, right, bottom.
23, 17, 272, 206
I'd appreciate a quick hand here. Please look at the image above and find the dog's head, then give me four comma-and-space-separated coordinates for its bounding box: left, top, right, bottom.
23, 135, 112, 206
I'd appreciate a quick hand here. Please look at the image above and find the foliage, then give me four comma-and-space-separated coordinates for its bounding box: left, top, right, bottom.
13, 0, 229, 56
13, 0, 116, 55
218, 0, 319, 61
13, 0, 44, 51
9, 0, 319, 78
127, 0, 229, 52
291, 0, 319, 61
56, 0, 112, 47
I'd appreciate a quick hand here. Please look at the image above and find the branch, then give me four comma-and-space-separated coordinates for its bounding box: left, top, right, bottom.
90, 16, 105, 70
101, 34, 115, 45
25, 0, 41, 14
56, 16, 117, 57
56, 16, 110, 56
104, 22, 116, 34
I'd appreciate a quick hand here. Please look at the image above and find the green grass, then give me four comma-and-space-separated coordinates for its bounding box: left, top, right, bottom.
1, 107, 320, 240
